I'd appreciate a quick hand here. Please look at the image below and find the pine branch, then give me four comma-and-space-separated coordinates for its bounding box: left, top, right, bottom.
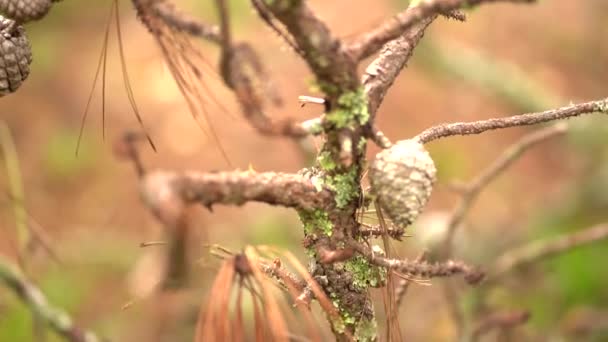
471, 310, 530, 341
363, 16, 435, 119
349, 241, 484, 284
440, 123, 568, 258
0, 257, 101, 342
415, 98, 607, 144
139, 170, 333, 214
347, 0, 536, 60
489, 223, 608, 282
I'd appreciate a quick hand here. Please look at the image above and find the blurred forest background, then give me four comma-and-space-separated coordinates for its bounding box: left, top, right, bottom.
1, 0, 607, 341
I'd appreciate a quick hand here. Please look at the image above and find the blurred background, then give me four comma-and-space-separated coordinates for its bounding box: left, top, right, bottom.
0, 0, 607, 341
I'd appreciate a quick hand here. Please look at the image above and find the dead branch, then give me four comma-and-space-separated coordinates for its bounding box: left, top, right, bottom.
258, 258, 309, 305
416, 98, 607, 144
347, 0, 535, 60
489, 223, 608, 282
363, 16, 435, 119
394, 250, 427, 308
436, 124, 566, 337
220, 42, 310, 138
139, 170, 333, 214
137, 0, 222, 44
358, 224, 404, 240
0, 257, 101, 342
349, 241, 484, 284
440, 123, 568, 257
471, 310, 530, 341
260, 0, 358, 90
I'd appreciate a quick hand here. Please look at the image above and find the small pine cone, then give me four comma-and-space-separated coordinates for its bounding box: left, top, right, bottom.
369, 139, 437, 230
0, 0, 53, 23
0, 17, 32, 96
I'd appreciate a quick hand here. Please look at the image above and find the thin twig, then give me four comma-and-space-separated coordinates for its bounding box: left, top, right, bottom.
250, 0, 304, 56
261, 0, 357, 90
139, 0, 222, 44
489, 223, 608, 282
415, 98, 607, 144
347, 0, 535, 60
139, 170, 333, 213
437, 123, 567, 339
471, 310, 530, 341
349, 241, 484, 284
440, 123, 568, 258
0, 257, 102, 342
394, 250, 428, 308
363, 16, 435, 119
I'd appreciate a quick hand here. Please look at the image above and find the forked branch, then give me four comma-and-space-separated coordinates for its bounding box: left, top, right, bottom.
139, 170, 333, 213
0, 257, 101, 342
416, 98, 607, 144
471, 310, 530, 341
136, 0, 222, 44
489, 223, 608, 282
440, 123, 569, 258
347, 0, 536, 60
363, 17, 435, 119
349, 241, 484, 284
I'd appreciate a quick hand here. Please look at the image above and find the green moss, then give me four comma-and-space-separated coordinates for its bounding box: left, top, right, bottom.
330, 295, 378, 341
596, 100, 608, 113
345, 255, 387, 290
325, 168, 359, 208
317, 151, 337, 171
263, 0, 298, 10
326, 88, 370, 129
298, 209, 333, 237
355, 317, 378, 342
357, 136, 367, 153
312, 80, 339, 96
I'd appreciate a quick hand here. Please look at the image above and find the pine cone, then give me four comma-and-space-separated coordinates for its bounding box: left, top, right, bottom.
369, 139, 437, 231
0, 0, 53, 23
0, 16, 32, 96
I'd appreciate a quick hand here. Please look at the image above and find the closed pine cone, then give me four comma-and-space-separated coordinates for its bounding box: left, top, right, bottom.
0, 0, 53, 23
369, 139, 437, 232
0, 16, 32, 96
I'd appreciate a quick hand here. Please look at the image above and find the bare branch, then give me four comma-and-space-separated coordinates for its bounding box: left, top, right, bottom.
250, 0, 304, 56
416, 98, 607, 144
490, 223, 608, 281
440, 123, 568, 257
363, 16, 435, 118
136, 0, 222, 44
224, 43, 311, 137
347, 0, 535, 60
260, 0, 357, 90
349, 241, 484, 284
471, 310, 530, 341
139, 170, 333, 213
0, 257, 101, 342
394, 250, 428, 308
258, 258, 308, 302
358, 224, 403, 239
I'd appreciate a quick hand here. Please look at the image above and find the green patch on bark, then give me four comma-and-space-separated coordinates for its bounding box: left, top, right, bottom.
317, 151, 337, 171
357, 136, 367, 153
263, 0, 299, 11
596, 99, 608, 113
345, 255, 386, 289
326, 88, 370, 129
330, 295, 378, 341
355, 317, 378, 342
324, 168, 359, 208
298, 209, 333, 237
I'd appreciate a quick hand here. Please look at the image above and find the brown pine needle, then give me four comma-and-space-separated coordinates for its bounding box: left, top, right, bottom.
76, 0, 114, 156
115, 1, 156, 152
